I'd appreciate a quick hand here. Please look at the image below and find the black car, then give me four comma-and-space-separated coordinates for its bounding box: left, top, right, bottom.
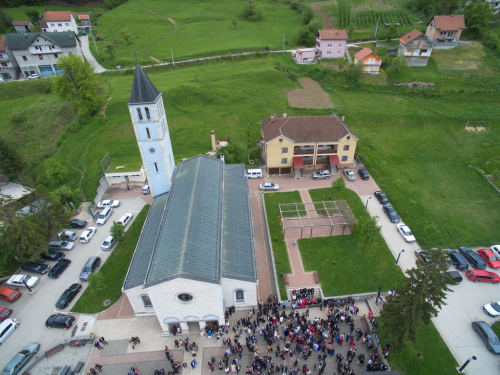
383, 204, 400, 223
45, 313, 75, 329
48, 259, 72, 279
459, 247, 487, 270
55, 283, 82, 309
21, 261, 50, 275
374, 191, 389, 204
415, 250, 431, 263
358, 169, 370, 180
69, 219, 87, 229
445, 249, 469, 271
39, 251, 65, 262
443, 271, 463, 284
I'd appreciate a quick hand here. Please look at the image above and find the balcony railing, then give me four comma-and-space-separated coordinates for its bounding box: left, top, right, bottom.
294, 149, 314, 155
317, 149, 337, 154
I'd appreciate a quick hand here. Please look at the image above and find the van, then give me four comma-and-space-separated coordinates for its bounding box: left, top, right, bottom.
245, 169, 263, 179
96, 207, 112, 225
79, 256, 101, 281
48, 240, 75, 251
0, 318, 19, 345
142, 184, 150, 195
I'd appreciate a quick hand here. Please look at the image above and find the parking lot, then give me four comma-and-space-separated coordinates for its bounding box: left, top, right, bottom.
0, 195, 147, 371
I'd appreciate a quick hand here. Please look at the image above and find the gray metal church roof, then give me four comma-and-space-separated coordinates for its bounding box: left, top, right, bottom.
128, 64, 161, 105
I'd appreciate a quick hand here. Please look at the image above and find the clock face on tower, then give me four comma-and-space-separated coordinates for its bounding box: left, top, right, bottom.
149, 147, 156, 154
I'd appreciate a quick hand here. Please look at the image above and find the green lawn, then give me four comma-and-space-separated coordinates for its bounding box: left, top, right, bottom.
263, 191, 303, 299
302, 187, 403, 295
71, 204, 150, 314
90, 0, 304, 69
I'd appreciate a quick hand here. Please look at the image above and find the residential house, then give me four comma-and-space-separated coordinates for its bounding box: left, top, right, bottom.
426, 15, 465, 49
353, 47, 382, 76
0, 37, 19, 82
6, 31, 82, 78
12, 20, 33, 33
42, 11, 78, 34
293, 48, 316, 64
0, 175, 31, 201
398, 29, 433, 67
261, 114, 358, 177
484, 0, 500, 14
78, 14, 91, 27
316, 29, 348, 59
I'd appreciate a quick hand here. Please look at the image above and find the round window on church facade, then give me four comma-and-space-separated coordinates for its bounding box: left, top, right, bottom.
177, 293, 193, 302
149, 147, 156, 154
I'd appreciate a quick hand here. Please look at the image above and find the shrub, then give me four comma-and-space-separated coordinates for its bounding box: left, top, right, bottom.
243, 0, 264, 22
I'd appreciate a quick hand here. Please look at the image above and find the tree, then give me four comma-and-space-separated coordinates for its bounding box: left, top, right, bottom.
88, 272, 107, 294
52, 54, 100, 116
232, 17, 238, 29
349, 62, 363, 82
358, 215, 381, 250
331, 176, 346, 195
0, 137, 25, 180
0, 8, 13, 34
465, 0, 491, 27
25, 9, 40, 24
43, 159, 68, 185
302, 8, 314, 25
49, 185, 82, 205
296, 26, 315, 46
423, 219, 439, 242
386, 55, 408, 74
120, 28, 131, 44
386, 24, 398, 40
379, 249, 451, 348
243, 0, 264, 22
110, 221, 125, 243
106, 44, 116, 58
347, 23, 355, 35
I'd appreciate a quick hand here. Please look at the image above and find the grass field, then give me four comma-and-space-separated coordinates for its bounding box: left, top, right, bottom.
90, 0, 305, 68
71, 204, 149, 314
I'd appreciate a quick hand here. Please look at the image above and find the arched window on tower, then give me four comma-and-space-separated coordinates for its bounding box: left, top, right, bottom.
145, 107, 151, 120
146, 127, 151, 139
137, 108, 143, 120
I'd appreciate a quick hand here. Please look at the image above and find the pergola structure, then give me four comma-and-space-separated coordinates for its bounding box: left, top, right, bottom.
279, 200, 357, 238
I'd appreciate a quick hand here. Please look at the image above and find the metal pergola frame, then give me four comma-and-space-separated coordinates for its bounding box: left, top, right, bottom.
279, 200, 357, 238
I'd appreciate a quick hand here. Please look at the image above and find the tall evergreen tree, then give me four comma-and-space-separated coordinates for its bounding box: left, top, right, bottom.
0, 137, 25, 180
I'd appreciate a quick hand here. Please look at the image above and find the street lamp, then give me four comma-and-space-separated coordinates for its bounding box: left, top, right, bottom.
395, 249, 404, 265
365, 196, 371, 211
458, 356, 477, 372
283, 34, 285, 54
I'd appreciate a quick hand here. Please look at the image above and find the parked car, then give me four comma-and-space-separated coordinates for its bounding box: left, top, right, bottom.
0, 318, 19, 345
443, 271, 463, 284
55, 283, 82, 309
396, 224, 416, 243
97, 199, 120, 208
39, 251, 65, 262
466, 269, 500, 284
48, 240, 74, 251
312, 170, 331, 180
415, 249, 431, 263
1, 342, 40, 375
484, 301, 500, 317
21, 261, 49, 275
79, 256, 101, 281
96, 207, 113, 225
0, 307, 13, 322
69, 219, 87, 229
0, 287, 21, 303
27, 74, 39, 80
141, 184, 150, 195
478, 249, 500, 269
118, 213, 133, 226
48, 259, 71, 279
444, 249, 469, 271
344, 169, 356, 181
259, 182, 279, 191
471, 321, 500, 354
459, 247, 487, 270
383, 204, 400, 223
6, 275, 38, 289
491, 245, 500, 260
79, 227, 97, 243
101, 236, 117, 251
58, 230, 78, 241
358, 169, 370, 180
374, 191, 389, 204
45, 313, 75, 329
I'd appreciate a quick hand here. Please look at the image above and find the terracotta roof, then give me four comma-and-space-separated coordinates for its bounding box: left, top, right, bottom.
261, 114, 358, 143
354, 47, 378, 61
12, 20, 31, 26
399, 29, 423, 45
318, 29, 348, 40
40, 21, 48, 28
432, 15, 465, 30
44, 11, 72, 22
78, 15, 90, 20
0, 37, 6, 52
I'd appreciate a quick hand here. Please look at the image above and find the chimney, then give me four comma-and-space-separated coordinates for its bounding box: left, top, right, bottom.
211, 130, 216, 152
342, 116, 345, 122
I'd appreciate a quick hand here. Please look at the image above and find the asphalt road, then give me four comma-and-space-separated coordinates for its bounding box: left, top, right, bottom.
0, 196, 146, 371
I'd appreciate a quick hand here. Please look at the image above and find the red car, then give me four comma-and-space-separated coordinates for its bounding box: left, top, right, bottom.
466, 269, 500, 284
0, 307, 13, 321
478, 249, 500, 269
0, 286, 22, 302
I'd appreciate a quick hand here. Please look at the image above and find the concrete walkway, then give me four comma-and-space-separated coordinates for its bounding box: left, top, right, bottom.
80, 35, 107, 73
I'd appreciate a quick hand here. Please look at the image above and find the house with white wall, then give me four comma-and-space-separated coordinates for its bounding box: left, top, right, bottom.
12, 20, 33, 33
398, 29, 433, 67
0, 37, 19, 82
42, 11, 78, 34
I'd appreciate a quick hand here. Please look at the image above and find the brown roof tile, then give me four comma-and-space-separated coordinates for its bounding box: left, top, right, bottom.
399, 29, 423, 45
44, 11, 72, 22
0, 37, 6, 52
12, 20, 31, 26
433, 15, 465, 30
261, 114, 358, 143
354, 47, 379, 61
78, 15, 90, 20
40, 21, 48, 28
318, 29, 348, 40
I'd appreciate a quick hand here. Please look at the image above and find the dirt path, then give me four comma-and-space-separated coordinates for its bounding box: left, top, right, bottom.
310, 1, 335, 29
287, 77, 333, 109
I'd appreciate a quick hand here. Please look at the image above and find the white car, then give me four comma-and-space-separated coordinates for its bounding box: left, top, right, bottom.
0, 318, 19, 345
101, 236, 117, 251
6, 275, 39, 288
484, 301, 500, 317
97, 199, 120, 208
79, 227, 97, 243
397, 224, 416, 243
118, 213, 133, 226
312, 170, 331, 180
344, 169, 356, 181
491, 245, 500, 260
259, 182, 279, 191
27, 74, 39, 80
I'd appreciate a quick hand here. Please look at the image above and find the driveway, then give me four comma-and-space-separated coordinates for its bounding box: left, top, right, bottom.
0, 196, 146, 370
80, 35, 107, 73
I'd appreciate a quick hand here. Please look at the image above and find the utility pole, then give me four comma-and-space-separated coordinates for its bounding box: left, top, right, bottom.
90, 28, 99, 56
375, 18, 380, 38
171, 47, 175, 66
283, 34, 285, 54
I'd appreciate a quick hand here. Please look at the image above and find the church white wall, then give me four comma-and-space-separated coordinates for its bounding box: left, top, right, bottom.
221, 278, 258, 310
105, 166, 146, 185
125, 285, 156, 316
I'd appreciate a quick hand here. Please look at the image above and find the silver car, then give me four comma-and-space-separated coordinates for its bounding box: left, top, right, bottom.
1, 342, 39, 375
259, 182, 279, 191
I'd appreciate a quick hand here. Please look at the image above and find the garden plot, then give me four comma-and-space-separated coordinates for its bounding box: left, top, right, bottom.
287, 77, 333, 109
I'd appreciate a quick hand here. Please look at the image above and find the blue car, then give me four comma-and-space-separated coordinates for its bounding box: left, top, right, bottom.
48, 259, 71, 279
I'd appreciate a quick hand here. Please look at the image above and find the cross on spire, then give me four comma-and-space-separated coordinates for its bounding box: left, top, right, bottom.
132, 49, 139, 64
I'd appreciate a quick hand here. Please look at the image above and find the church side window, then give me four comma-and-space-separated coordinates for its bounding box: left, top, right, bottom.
141, 295, 153, 307
235, 290, 244, 302
146, 127, 151, 139
145, 107, 151, 120
137, 108, 143, 120
154, 163, 159, 173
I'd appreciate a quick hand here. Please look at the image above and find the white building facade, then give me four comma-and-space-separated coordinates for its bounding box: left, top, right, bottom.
42, 11, 78, 34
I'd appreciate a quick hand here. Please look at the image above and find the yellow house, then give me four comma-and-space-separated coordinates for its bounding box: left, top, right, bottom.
261, 114, 358, 177
354, 47, 382, 76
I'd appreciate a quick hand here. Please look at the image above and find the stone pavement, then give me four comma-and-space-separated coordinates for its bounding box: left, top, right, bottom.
29, 342, 93, 375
